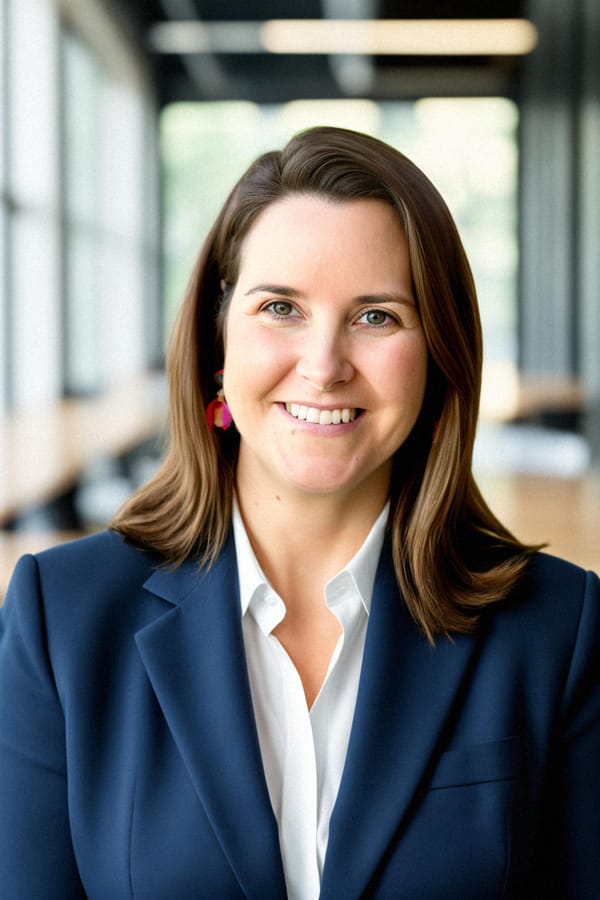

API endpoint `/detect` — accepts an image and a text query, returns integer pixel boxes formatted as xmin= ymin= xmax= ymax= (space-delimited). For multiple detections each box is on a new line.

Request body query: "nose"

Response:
xmin=295 ymin=324 xmax=354 ymax=392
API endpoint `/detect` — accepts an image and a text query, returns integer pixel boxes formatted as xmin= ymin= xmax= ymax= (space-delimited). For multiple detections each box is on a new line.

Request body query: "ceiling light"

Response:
xmin=261 ymin=20 xmax=538 ymax=56
xmin=148 ymin=19 xmax=538 ymax=57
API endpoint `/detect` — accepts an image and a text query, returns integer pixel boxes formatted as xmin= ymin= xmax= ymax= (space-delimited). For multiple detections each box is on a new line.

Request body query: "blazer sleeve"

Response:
xmin=550 ymin=568 xmax=600 ymax=896
xmin=0 ymin=555 xmax=86 ymax=899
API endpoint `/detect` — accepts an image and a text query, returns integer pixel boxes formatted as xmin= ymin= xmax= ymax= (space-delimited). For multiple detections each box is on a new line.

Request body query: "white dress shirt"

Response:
xmin=233 ymin=501 xmax=389 ymax=900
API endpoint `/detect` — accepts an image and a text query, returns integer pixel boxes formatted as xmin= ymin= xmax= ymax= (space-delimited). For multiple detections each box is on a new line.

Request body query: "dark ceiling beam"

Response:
xmin=143 ymin=3 xmax=534 ymax=103
xmin=159 ymin=0 xmax=231 ymax=97
xmin=321 ymin=0 xmax=378 ymax=95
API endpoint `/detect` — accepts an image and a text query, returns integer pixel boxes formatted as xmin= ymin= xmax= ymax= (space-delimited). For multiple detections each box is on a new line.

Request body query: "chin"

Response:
xmin=282 ymin=464 xmax=384 ymax=501
xmin=280 ymin=469 xmax=352 ymax=497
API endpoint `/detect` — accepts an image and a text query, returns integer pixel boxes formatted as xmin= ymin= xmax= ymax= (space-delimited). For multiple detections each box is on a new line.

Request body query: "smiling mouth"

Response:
xmin=285 ymin=403 xmax=359 ymax=425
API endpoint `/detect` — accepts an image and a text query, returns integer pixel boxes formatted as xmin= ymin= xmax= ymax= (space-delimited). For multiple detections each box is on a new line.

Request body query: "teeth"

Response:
xmin=285 ymin=403 xmax=357 ymax=425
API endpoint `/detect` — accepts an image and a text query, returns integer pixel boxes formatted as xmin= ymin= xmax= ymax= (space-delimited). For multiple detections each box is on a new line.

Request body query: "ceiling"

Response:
xmin=111 ymin=0 xmax=530 ymax=107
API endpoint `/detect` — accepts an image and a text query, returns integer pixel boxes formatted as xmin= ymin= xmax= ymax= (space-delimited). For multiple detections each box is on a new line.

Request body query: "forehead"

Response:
xmin=237 ymin=194 xmax=408 ymax=279
xmin=245 ymin=192 xmax=402 ymax=237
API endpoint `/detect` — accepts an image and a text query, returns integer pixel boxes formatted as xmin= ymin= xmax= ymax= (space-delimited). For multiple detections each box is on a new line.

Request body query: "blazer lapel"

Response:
xmin=320 ymin=547 xmax=479 ymax=900
xmin=135 ymin=537 xmax=286 ymax=900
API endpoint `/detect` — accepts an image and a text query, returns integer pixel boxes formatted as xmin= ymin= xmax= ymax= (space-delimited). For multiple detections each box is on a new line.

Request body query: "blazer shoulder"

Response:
xmin=490 ymin=550 xmax=600 ymax=647
xmin=4 ymin=530 xmax=163 ymax=631
xmin=2 ymin=531 xmax=177 ymax=681
xmin=33 ymin=529 xmax=157 ymax=584
xmin=520 ymin=550 xmax=598 ymax=600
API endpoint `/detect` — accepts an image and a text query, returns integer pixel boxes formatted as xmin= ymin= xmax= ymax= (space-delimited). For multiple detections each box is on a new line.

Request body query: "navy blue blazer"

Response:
xmin=0 ymin=530 xmax=599 ymax=899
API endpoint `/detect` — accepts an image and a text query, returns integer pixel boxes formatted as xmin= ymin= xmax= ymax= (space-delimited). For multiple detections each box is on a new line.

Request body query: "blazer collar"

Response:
xmin=320 ymin=545 xmax=479 ymax=900
xmin=137 ymin=536 xmax=287 ymax=900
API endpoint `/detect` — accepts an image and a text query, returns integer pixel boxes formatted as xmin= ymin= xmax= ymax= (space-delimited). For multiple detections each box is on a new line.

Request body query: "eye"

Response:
xmin=356 ymin=308 xmax=399 ymax=328
xmin=262 ymin=300 xmax=297 ymax=319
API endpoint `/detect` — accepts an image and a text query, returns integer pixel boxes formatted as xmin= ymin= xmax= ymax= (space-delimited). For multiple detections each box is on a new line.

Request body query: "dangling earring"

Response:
xmin=206 ymin=369 xmax=233 ymax=430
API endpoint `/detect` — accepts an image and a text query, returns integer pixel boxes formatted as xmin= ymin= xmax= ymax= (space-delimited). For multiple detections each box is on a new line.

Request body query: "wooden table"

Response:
xmin=0 ymin=372 xmax=167 ymax=527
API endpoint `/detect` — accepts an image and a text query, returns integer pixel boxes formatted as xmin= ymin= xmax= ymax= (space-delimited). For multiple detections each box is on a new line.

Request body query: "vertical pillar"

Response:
xmin=578 ymin=0 xmax=600 ymax=460
xmin=519 ymin=0 xmax=580 ymax=376
xmin=520 ymin=0 xmax=600 ymax=461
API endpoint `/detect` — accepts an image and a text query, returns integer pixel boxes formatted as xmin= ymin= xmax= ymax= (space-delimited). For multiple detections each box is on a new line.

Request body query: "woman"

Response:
xmin=0 ymin=126 xmax=598 ymax=899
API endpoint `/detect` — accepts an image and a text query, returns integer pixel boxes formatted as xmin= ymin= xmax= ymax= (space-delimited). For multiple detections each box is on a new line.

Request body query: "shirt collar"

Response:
xmin=232 ymin=499 xmax=271 ymax=618
xmin=334 ymin=501 xmax=389 ymax=616
xmin=233 ymin=499 xmax=389 ymax=626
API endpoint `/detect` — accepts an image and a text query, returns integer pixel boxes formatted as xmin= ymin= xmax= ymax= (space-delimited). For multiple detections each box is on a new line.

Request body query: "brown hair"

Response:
xmin=112 ymin=125 xmax=538 ymax=641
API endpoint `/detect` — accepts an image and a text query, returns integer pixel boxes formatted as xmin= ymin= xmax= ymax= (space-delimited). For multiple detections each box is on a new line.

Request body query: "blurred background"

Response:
xmin=1 ymin=0 xmax=599 ymax=597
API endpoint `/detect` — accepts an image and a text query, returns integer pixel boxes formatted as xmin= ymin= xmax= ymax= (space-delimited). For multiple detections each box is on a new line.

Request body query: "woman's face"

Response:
xmin=222 ymin=194 xmax=428 ymax=507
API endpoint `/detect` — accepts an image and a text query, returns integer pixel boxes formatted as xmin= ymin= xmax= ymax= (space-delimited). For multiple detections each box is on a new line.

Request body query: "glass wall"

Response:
xmin=0 ymin=0 xmax=160 ymax=412
xmin=7 ymin=0 xmax=61 ymax=410
xmin=0 ymin=0 xmax=7 ymax=410
xmin=62 ymin=29 xmax=155 ymax=394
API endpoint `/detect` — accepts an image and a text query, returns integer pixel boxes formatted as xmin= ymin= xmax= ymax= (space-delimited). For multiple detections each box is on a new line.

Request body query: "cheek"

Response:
xmin=381 ymin=341 xmax=428 ymax=407
xmin=222 ymin=328 xmax=287 ymax=405
xmin=222 ymin=319 xmax=252 ymax=394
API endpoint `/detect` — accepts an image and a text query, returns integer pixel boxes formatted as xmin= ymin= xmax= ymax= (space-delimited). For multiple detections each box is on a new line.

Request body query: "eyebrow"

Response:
xmin=244 ymin=284 xmax=416 ymax=307
xmin=244 ymin=284 xmax=302 ymax=298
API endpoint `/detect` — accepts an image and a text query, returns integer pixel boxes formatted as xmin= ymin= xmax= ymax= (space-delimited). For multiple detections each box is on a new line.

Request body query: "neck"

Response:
xmin=235 ymin=477 xmax=389 ymax=604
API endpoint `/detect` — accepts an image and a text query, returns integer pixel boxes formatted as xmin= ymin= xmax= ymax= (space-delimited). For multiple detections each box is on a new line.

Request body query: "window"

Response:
xmin=7 ymin=0 xmax=61 ymax=409
xmin=0 ymin=0 xmax=7 ymax=411
xmin=62 ymin=28 xmax=159 ymax=394
xmin=0 ymin=0 xmax=160 ymax=412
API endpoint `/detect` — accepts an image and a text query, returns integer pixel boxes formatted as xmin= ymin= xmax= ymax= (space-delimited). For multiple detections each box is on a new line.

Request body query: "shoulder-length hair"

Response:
xmin=112 ymin=125 xmax=538 ymax=641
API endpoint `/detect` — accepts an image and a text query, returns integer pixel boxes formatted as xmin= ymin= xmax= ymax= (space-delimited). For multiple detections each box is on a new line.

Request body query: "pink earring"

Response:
xmin=206 ymin=369 xmax=233 ymax=430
